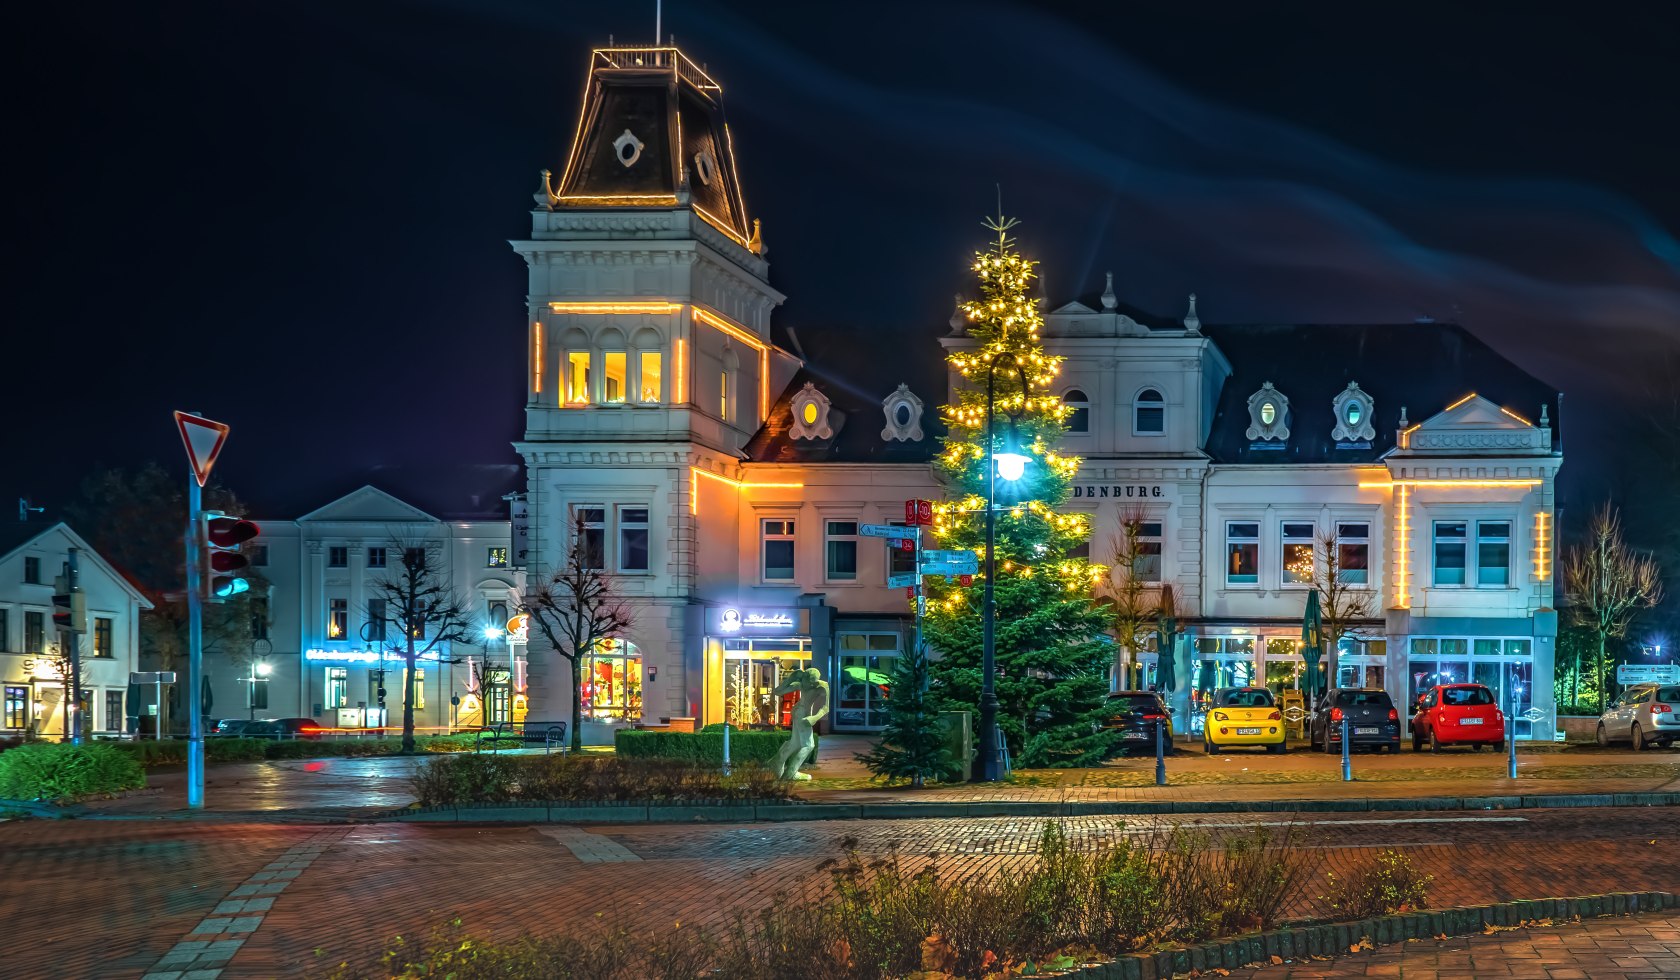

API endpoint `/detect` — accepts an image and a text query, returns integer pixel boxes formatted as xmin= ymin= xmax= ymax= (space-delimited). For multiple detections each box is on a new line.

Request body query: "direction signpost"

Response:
xmin=174 ymin=411 xmax=232 ymax=810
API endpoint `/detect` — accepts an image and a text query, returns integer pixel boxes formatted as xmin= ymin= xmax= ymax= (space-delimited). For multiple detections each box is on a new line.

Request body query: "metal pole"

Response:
xmin=1154 ymin=718 xmax=1166 ymax=786
xmin=185 ymin=474 xmax=205 ymax=808
xmin=977 ymin=364 xmax=1001 ymax=782
xmin=721 ymin=722 xmax=731 ymax=775
xmin=66 ymin=548 xmax=84 ymax=745
xmin=1341 ymin=716 xmax=1352 ymax=781
xmin=156 ymin=679 xmax=163 ymax=741
xmin=1507 ymin=685 xmax=1518 ymax=779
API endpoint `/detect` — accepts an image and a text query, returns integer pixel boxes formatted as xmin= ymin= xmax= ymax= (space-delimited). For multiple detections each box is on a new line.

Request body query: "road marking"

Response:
xmin=539 ymin=826 xmax=643 ymax=863
xmin=141 ymin=827 xmax=350 ymax=980
xmin=1170 ymin=816 xmax=1529 ymax=829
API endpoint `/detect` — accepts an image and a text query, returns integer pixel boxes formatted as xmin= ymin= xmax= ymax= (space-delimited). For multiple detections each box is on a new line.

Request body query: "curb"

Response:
xmin=377 ymin=790 xmax=1680 ymax=824
xmin=1051 ymin=890 xmax=1680 ymax=979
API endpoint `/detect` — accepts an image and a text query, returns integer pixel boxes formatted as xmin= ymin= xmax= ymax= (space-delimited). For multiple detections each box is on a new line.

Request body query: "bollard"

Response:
xmin=722 ymin=723 xmax=732 ymax=776
xmin=1155 ymin=719 xmax=1167 ymax=786
xmin=1507 ymin=699 xmax=1518 ymax=779
xmin=1341 ymin=717 xmax=1352 ymax=782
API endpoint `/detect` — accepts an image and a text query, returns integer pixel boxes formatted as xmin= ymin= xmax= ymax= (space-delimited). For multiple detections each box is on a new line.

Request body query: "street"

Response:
xmin=4 ymin=804 xmax=1678 ymax=978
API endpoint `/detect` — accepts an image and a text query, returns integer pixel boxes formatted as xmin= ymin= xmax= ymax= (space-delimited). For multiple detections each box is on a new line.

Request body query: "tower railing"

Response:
xmin=593 ymin=46 xmax=720 ymax=92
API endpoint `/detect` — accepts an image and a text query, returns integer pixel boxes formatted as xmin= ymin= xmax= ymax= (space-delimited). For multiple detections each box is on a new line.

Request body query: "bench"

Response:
xmin=516 ymin=721 xmax=569 ymax=752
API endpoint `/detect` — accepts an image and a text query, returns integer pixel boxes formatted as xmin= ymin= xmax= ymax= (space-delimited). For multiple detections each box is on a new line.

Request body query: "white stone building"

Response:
xmin=511 ymin=45 xmax=1562 ymax=740
xmin=0 ymin=522 xmax=152 ymax=739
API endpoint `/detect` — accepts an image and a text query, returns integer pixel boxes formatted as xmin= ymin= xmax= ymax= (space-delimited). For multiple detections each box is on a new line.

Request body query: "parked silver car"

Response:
xmin=1595 ymin=684 xmax=1680 ymax=751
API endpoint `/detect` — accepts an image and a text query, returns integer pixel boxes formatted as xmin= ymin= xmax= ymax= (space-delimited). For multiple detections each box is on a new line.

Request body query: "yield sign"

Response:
xmin=174 ymin=411 xmax=230 ymax=487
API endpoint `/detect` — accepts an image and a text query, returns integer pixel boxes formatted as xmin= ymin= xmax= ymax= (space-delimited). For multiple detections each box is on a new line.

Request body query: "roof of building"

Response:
xmin=0 ymin=521 xmax=154 ymax=608
xmin=270 ymin=464 xmax=523 ymax=522
xmin=1201 ymin=322 xmax=1560 ymax=464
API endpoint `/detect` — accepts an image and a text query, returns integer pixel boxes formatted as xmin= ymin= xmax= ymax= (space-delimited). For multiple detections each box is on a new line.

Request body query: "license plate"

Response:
xmin=1355 ymin=727 xmax=1378 ymax=735
xmin=1460 ymin=718 xmax=1484 ymax=726
xmin=1237 ymin=727 xmax=1261 ymax=735
xmin=1123 ymin=732 xmax=1148 ymax=740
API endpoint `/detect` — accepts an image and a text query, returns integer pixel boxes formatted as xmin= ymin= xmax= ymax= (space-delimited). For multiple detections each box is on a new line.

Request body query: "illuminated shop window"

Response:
xmin=582 ymin=638 xmax=642 ymax=722
xmin=640 ymin=351 xmax=663 ymax=403
xmin=1282 ymin=523 xmax=1315 ymax=584
xmin=328 ymin=599 xmax=347 ymax=639
xmin=1226 ymin=522 xmax=1259 ymax=585
xmin=567 ymin=352 xmax=592 ymax=404
xmin=603 ymin=351 xmax=628 ymax=403
xmin=326 ymin=667 xmax=349 ymax=709
xmin=487 ymin=547 xmax=509 ymax=568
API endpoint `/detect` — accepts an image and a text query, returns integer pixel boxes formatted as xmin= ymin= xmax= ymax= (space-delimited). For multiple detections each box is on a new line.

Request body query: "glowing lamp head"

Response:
xmin=483 ymin=626 xmax=505 ymax=641
xmin=255 ymin=662 xmax=272 ymax=677
xmin=993 ymin=450 xmax=1030 ymax=482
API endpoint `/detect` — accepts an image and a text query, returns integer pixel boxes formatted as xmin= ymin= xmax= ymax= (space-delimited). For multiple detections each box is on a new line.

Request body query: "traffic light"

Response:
xmin=202 ymin=511 xmax=259 ymax=603
xmin=51 ymin=574 xmax=86 ymax=632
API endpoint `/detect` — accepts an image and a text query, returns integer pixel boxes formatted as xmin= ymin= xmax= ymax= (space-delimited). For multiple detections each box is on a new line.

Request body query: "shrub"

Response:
xmin=0 ymin=742 xmax=145 ymax=802
xmin=1320 ymin=849 xmax=1433 ymax=919
xmin=615 ymin=729 xmax=792 ymax=767
xmin=411 ymin=753 xmax=792 ymax=807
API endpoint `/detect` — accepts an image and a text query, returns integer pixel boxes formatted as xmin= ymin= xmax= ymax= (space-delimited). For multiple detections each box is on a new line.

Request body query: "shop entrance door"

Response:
xmin=721 ymin=638 xmax=811 ymax=729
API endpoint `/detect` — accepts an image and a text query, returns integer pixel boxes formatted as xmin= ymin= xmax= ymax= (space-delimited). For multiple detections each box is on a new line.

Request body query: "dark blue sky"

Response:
xmin=8 ymin=1 xmax=1678 ymax=517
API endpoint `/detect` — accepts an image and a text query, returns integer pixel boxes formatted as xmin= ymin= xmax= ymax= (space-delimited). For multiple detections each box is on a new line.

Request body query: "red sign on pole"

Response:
xmin=904 ymin=498 xmax=933 ymax=526
xmin=173 ymin=412 xmax=230 ymax=487
xmin=959 ymin=574 xmax=974 ymax=587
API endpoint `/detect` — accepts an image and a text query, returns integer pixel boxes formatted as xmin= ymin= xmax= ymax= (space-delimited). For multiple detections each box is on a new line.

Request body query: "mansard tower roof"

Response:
xmin=548 ymin=46 xmax=756 ymax=249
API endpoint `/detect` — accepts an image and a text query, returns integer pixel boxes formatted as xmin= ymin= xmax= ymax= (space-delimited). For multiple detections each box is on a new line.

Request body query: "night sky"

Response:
xmin=9 ymin=1 xmax=1678 ymax=518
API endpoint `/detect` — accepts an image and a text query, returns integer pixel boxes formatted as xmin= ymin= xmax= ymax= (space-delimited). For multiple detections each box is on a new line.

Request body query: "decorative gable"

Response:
xmin=1399 ymin=394 xmax=1552 ymax=455
xmin=880 ymin=384 xmax=924 ymax=442
xmin=1331 ymin=382 xmax=1376 ymax=445
xmin=789 ymin=382 xmax=836 ymax=441
xmin=1245 ymin=382 xmax=1290 ymax=443
xmin=297 ymin=486 xmax=437 ymax=523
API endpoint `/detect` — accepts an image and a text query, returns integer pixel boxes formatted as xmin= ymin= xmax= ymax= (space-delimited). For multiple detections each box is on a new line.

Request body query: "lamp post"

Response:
xmin=483 ymin=626 xmax=505 ymax=725
xmin=977 ymin=356 xmax=1031 ymax=783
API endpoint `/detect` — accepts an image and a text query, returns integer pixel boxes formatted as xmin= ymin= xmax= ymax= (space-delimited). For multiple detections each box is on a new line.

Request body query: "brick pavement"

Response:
xmin=1224 ymin=910 xmax=1680 ymax=978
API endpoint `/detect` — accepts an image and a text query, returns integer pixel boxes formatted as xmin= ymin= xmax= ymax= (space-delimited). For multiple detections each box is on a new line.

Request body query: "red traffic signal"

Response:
xmin=206 ymin=516 xmax=259 ymax=549
xmin=202 ymin=512 xmax=259 ymax=603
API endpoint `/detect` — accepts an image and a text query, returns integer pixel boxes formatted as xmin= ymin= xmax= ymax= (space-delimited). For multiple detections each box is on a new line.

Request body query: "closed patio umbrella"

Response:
xmin=1301 ymin=589 xmax=1325 ymax=701
xmin=125 ymin=681 xmax=142 ymax=736
xmin=1155 ymin=588 xmax=1178 ymax=694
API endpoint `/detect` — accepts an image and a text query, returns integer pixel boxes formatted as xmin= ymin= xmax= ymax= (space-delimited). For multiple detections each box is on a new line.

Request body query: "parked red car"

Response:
xmin=1410 ymin=683 xmax=1506 ymax=752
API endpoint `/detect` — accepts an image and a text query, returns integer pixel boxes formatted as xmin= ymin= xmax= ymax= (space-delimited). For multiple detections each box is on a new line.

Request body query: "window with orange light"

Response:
xmin=639 ymin=351 xmax=663 ymax=403
xmin=566 ymin=351 xmax=592 ymax=404
xmin=603 ymin=351 xmax=628 ymax=403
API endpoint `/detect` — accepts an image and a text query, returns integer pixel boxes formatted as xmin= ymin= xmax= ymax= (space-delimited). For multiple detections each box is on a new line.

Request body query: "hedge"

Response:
xmin=615 ymin=728 xmax=798 ymax=767
xmin=0 ymin=742 xmax=145 ymax=802
xmin=413 ymin=753 xmax=791 ymax=806
xmin=110 ymin=732 xmax=524 ymax=768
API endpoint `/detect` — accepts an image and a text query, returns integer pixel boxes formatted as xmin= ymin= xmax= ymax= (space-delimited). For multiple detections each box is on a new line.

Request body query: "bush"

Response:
xmin=0 ymin=742 xmax=145 ymax=802
xmin=411 ymin=754 xmax=792 ymax=807
xmin=615 ymin=729 xmax=793 ymax=767
xmin=1320 ymin=849 xmax=1433 ymax=919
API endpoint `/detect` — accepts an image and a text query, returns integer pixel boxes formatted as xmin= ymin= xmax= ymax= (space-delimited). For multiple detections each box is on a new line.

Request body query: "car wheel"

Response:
xmin=1633 ymin=724 xmax=1647 ymax=752
xmin=1205 ymin=740 xmax=1219 ymax=755
xmin=1495 ymin=740 xmax=1507 ymax=753
xmin=1411 ymin=731 xmax=1422 ymax=752
xmin=1596 ymin=723 xmax=1610 ymax=747
xmin=1429 ymin=729 xmax=1441 ymax=753
xmin=1275 ymin=740 xmax=1288 ymax=755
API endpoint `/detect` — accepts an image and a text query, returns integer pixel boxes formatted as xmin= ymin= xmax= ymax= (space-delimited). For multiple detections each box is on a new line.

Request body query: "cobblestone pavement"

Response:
xmin=3 ymin=807 xmax=1677 ymax=978
xmin=1224 ymin=910 xmax=1680 ymax=978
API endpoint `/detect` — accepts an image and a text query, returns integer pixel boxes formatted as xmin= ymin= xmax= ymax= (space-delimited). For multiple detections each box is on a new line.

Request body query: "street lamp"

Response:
xmin=977 ymin=355 xmax=1032 ymax=783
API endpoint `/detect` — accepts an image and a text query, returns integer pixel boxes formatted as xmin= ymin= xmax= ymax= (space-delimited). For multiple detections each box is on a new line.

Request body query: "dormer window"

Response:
xmin=880 ymin=384 xmax=924 ymax=442
xmin=790 ymin=382 xmax=836 ymax=440
xmin=1245 ymin=382 xmax=1291 ymax=443
xmin=1331 ymin=382 xmax=1376 ymax=444
xmin=1063 ymin=389 xmax=1090 ymax=433
xmin=1133 ymin=388 xmax=1165 ymax=435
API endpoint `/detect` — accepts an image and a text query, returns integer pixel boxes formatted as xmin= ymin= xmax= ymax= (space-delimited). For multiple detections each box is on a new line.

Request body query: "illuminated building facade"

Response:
xmin=518 ymin=45 xmax=1562 ymax=739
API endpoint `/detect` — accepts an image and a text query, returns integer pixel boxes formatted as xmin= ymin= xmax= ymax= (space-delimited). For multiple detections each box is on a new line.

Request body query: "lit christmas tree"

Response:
xmin=922 ymin=213 xmax=1118 ymax=767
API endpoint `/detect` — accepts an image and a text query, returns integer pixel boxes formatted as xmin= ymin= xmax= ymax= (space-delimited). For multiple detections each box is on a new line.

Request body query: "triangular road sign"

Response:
xmin=174 ymin=411 xmax=230 ymax=487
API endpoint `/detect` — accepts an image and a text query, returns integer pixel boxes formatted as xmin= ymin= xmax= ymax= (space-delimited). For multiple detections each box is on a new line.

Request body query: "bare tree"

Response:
xmin=1100 ymin=508 xmax=1158 ymax=691
xmin=1563 ymin=504 xmax=1665 ymax=711
xmin=1313 ymin=530 xmax=1377 ymax=688
xmin=368 ymin=541 xmax=476 ymax=753
xmin=521 ymin=515 xmax=633 ymax=752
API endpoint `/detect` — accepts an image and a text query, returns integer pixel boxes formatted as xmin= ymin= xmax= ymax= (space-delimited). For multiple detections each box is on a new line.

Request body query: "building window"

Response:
xmin=326 ymin=668 xmax=349 ymax=709
xmin=1063 ymin=389 xmax=1090 ymax=433
xmin=105 ymin=690 xmax=124 ymax=731
xmin=93 ymin=617 xmax=113 ymax=658
xmin=1478 ymin=521 xmax=1511 ymax=587
xmin=487 ymin=547 xmax=509 ymax=568
xmin=1433 ymin=521 xmax=1468 ymax=586
xmin=0 ymin=608 xmax=8 ymax=651
xmin=1226 ymin=522 xmax=1259 ymax=585
xmin=24 ymin=611 xmax=44 ymax=654
xmin=251 ymin=597 xmax=269 ymax=641
xmin=248 ymin=674 xmax=268 ymax=710
xmin=566 ymin=351 xmax=591 ymax=404
xmin=826 ymin=520 xmax=859 ymax=581
xmin=404 ymin=668 xmax=426 ymax=710
xmin=367 ymin=598 xmax=386 ymax=643
xmin=403 ymin=547 xmax=426 ymax=569
xmin=489 ymin=601 xmax=508 ymax=628
xmin=582 ymin=638 xmax=642 ymax=722
xmin=249 ymin=544 xmax=269 ymax=567
xmin=618 ymin=507 xmax=650 ymax=572
xmin=328 ymin=546 xmax=348 ymax=568
xmin=328 ymin=599 xmax=348 ymax=639
xmin=602 ymin=351 xmax=628 ymax=403
xmin=23 ymin=557 xmax=40 ymax=584
xmin=576 ymin=507 xmax=606 ymax=570
xmin=1282 ymin=522 xmax=1315 ymax=585
xmin=888 ymin=522 xmax=917 ymax=579
xmin=5 ymin=686 xmax=26 ymax=729
xmin=762 ymin=519 xmax=796 ymax=582
xmin=367 ymin=547 xmax=387 ymax=568
xmin=720 ymin=370 xmax=731 ymax=421
xmin=1132 ymin=522 xmax=1163 ymax=583
xmin=1134 ymin=388 xmax=1165 ymax=435
xmin=1337 ymin=523 xmax=1370 ymax=584
xmin=640 ymin=351 xmax=663 ymax=403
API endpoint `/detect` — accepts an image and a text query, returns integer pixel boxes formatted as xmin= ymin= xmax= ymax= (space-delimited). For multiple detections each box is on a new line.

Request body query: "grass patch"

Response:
xmin=0 ymin=742 xmax=145 ymax=803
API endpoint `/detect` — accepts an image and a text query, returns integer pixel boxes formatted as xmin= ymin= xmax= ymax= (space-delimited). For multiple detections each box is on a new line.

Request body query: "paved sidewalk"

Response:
xmin=1225 ymin=910 xmax=1680 ymax=978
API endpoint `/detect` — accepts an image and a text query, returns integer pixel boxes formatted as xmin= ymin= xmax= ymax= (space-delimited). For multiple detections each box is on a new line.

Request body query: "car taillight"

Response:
xmin=1212 ymin=711 xmax=1228 ymax=721
xmin=1143 ymin=714 xmax=1165 ymax=720
xmin=1267 ymin=710 xmax=1282 ymax=721
xmin=1388 ymin=708 xmax=1399 ymax=721
xmin=1653 ymin=704 xmax=1673 ymax=714
xmin=1330 ymin=707 xmax=1344 ymax=722
xmin=302 ymin=726 xmax=323 ymax=734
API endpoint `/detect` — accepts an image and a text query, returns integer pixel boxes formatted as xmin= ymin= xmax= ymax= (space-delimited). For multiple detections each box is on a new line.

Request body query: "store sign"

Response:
xmin=707 ymin=607 xmax=805 ymax=634
xmin=1618 ymin=664 xmax=1680 ymax=685
xmin=1071 ymin=484 xmax=1164 ymax=499
xmin=510 ymin=497 xmax=530 ymax=568
xmin=506 ymin=613 xmax=530 ymax=642
xmin=305 ymin=648 xmax=441 ymax=664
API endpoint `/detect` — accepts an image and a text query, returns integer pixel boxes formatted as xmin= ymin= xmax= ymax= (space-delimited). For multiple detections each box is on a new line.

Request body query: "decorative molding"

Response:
xmin=790 ymin=382 xmax=835 ymax=440
xmin=880 ymin=384 xmax=925 ymax=442
xmin=612 ymin=129 xmax=644 ymax=168
xmin=1331 ymin=382 xmax=1377 ymax=443
xmin=1245 ymin=382 xmax=1290 ymax=441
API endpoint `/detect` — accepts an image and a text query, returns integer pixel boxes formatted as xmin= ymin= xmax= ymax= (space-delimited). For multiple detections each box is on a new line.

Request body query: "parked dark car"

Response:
xmin=213 ymin=718 xmax=253 ymax=737
xmin=1310 ymin=688 xmax=1402 ymax=753
xmin=244 ymin=718 xmax=327 ymax=740
xmin=1100 ymin=691 xmax=1173 ymax=754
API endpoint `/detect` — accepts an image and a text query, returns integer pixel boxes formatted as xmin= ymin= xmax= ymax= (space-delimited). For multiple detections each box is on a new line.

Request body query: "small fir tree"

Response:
xmin=861 ymin=649 xmax=960 ymax=786
xmin=922 ymin=213 xmax=1117 ymax=767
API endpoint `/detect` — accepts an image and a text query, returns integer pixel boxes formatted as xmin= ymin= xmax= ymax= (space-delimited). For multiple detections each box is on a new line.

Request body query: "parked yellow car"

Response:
xmin=1203 ymin=687 xmax=1287 ymax=754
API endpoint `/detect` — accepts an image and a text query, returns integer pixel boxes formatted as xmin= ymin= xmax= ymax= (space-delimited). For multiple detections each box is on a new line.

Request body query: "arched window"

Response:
xmin=560 ymin=327 xmax=591 ymax=405
xmin=598 ymin=326 xmax=627 ymax=404
xmin=632 ymin=327 xmax=663 ymax=404
xmin=1063 ymin=389 xmax=1090 ymax=433
xmin=1133 ymin=388 xmax=1165 ymax=435
xmin=720 ymin=345 xmax=740 ymax=424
